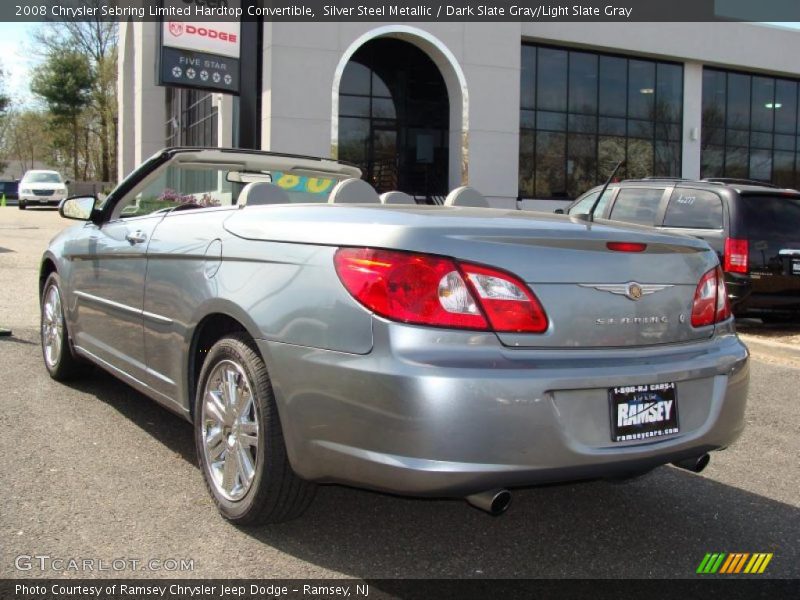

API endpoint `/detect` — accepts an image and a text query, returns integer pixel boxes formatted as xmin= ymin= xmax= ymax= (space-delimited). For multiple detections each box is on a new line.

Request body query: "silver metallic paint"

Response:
xmin=42 ymin=150 xmax=750 ymax=498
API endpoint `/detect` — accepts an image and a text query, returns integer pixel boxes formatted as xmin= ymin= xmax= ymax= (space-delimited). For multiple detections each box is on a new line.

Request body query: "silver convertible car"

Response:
xmin=40 ymin=148 xmax=749 ymax=523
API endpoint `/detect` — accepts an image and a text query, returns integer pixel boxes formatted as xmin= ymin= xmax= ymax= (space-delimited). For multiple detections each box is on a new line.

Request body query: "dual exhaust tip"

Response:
xmin=465 ymin=454 xmax=710 ymax=515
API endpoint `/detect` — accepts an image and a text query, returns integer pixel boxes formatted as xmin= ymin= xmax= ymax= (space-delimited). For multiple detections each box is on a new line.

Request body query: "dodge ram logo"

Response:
xmin=169 ymin=22 xmax=184 ymax=37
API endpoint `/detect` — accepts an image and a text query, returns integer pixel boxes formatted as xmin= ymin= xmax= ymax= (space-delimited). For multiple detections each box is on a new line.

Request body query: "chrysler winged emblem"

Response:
xmin=579 ymin=282 xmax=673 ymax=301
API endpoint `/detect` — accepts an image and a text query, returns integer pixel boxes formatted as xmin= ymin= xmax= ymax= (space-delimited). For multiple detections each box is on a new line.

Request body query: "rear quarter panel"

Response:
xmin=141 ymin=208 xmax=373 ymax=411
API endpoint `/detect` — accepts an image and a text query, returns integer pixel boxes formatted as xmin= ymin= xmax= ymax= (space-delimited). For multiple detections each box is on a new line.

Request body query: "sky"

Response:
xmin=0 ymin=22 xmax=40 ymax=107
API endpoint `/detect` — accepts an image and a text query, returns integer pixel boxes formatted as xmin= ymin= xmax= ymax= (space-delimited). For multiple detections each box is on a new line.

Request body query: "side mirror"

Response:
xmin=554 ymin=208 xmax=565 ymax=215
xmin=60 ymin=196 xmax=97 ymax=221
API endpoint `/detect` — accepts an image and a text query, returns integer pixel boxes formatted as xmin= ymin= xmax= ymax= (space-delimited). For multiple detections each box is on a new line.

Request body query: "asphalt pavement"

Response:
xmin=1 ymin=206 xmax=798 ymax=579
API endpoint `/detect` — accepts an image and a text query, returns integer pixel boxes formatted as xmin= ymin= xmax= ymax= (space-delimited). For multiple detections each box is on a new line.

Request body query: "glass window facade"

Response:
xmin=702 ymin=67 xmax=799 ymax=188
xmin=165 ymin=88 xmax=219 ymax=194
xmin=166 ymin=88 xmax=218 ymax=148
xmin=338 ymin=38 xmax=449 ymax=199
xmin=519 ymin=44 xmax=683 ymax=199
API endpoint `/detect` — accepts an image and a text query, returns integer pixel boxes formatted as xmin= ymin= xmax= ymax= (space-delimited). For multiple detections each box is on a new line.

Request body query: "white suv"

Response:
xmin=18 ymin=170 xmax=68 ymax=209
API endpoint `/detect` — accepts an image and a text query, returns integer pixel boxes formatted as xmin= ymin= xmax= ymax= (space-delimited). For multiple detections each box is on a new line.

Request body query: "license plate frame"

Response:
xmin=609 ymin=382 xmax=679 ymax=443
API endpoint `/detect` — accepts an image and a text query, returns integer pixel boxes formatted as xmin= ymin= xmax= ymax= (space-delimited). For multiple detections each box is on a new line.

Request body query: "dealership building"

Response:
xmin=118 ymin=20 xmax=800 ymax=208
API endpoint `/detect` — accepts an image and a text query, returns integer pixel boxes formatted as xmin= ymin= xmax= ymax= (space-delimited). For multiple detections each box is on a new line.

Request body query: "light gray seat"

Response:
xmin=380 ymin=191 xmax=416 ymax=205
xmin=444 ymin=186 xmax=490 ymax=208
xmin=328 ymin=178 xmax=380 ymax=204
xmin=238 ymin=182 xmax=290 ymax=206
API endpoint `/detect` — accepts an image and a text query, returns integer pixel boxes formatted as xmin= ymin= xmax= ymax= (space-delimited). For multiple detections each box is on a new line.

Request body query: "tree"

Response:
xmin=34 ymin=18 xmax=118 ymax=182
xmin=31 ymin=50 xmax=94 ymax=180
xmin=0 ymin=66 xmax=12 ymax=173
xmin=3 ymin=110 xmax=53 ymax=174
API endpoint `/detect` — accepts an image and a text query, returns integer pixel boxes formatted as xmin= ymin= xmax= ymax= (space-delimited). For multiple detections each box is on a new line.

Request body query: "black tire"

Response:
xmin=18 ymin=201 xmax=26 ymax=210
xmin=194 ymin=333 xmax=316 ymax=525
xmin=41 ymin=272 xmax=85 ymax=380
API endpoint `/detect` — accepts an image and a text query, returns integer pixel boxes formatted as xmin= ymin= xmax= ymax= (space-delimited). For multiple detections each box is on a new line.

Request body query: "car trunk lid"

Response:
xmin=451 ymin=229 xmax=716 ymax=348
xmin=225 ymin=205 xmax=720 ymax=348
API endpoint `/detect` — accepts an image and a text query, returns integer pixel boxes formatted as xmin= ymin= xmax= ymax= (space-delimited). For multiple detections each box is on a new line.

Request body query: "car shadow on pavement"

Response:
xmin=64 ymin=367 xmax=198 ymax=466
xmin=246 ymin=470 xmax=799 ymax=578
xmin=57 ymin=359 xmax=800 ymax=579
xmin=0 ymin=335 xmax=37 ymax=346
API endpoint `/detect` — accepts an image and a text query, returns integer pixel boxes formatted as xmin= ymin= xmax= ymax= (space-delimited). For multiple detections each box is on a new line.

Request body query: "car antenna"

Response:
xmin=587 ymin=159 xmax=625 ymax=222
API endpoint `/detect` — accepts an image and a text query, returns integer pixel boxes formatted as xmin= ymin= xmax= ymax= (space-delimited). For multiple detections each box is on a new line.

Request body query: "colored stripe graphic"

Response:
xmin=744 ymin=553 xmax=773 ymax=574
xmin=698 ymin=552 xmax=773 ymax=574
xmin=710 ymin=553 xmax=726 ymax=573
xmin=696 ymin=553 xmax=713 ymax=574
xmin=719 ymin=553 xmax=750 ymax=573
xmin=719 ymin=553 xmax=736 ymax=573
xmin=697 ymin=553 xmax=727 ymax=573
xmin=733 ymin=553 xmax=750 ymax=573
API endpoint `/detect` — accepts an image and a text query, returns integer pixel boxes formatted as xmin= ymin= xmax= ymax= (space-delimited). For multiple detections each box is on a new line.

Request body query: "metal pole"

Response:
xmin=237 ymin=4 xmax=263 ymax=150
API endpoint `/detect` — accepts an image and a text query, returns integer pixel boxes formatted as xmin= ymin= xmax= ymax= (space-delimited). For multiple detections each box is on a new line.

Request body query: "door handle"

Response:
xmin=126 ymin=230 xmax=147 ymax=245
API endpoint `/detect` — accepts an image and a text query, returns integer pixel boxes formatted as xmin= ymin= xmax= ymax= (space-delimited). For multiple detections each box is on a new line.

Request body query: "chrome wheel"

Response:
xmin=201 ymin=360 xmax=260 ymax=502
xmin=42 ymin=284 xmax=64 ymax=369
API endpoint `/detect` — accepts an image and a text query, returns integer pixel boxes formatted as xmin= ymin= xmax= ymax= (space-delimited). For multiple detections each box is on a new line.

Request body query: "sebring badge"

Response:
xmin=579 ymin=282 xmax=673 ymax=301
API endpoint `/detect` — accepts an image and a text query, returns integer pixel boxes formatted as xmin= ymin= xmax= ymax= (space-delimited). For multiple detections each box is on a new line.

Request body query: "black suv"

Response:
xmin=565 ymin=178 xmax=800 ymax=321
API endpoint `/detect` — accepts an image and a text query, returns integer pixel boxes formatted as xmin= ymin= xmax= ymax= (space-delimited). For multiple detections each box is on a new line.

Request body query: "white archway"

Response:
xmin=331 ymin=26 xmax=469 ymax=190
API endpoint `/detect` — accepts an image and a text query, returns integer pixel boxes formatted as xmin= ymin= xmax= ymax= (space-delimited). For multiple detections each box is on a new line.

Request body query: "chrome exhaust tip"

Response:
xmin=465 ymin=489 xmax=512 ymax=515
xmin=672 ymin=453 xmax=710 ymax=473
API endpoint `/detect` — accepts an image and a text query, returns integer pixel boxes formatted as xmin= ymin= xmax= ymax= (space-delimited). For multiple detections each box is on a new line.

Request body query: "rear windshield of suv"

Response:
xmin=663 ymin=189 xmax=723 ymax=229
xmin=740 ymin=194 xmax=800 ymax=240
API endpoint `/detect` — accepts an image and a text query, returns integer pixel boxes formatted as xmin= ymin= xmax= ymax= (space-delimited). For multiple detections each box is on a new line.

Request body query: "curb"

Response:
xmin=738 ymin=334 xmax=800 ymax=361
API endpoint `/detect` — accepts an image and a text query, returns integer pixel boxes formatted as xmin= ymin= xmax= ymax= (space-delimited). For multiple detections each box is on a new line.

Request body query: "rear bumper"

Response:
xmin=259 ymin=320 xmax=749 ymax=497
xmin=727 ymin=273 xmax=800 ymax=315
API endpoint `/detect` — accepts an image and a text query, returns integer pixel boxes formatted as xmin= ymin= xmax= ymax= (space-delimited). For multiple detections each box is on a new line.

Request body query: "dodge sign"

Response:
xmin=158 ymin=1 xmax=241 ymax=94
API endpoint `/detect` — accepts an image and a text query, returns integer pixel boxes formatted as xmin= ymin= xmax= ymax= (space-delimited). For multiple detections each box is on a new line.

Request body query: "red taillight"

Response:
xmin=333 ymin=248 xmax=548 ymax=333
xmin=715 ymin=266 xmax=732 ymax=322
xmin=460 ymin=262 xmax=549 ymax=333
xmin=691 ymin=266 xmax=731 ymax=327
xmin=723 ymin=238 xmax=749 ymax=274
xmin=607 ymin=241 xmax=647 ymax=253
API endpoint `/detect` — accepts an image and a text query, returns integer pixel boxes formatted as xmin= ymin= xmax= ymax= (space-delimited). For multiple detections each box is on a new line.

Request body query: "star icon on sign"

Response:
xmin=200 ymin=70 xmax=209 ymax=81
xmin=186 ymin=68 xmax=196 ymax=80
xmin=172 ymin=66 xmax=182 ymax=78
xmin=212 ymin=72 xmax=221 ymax=83
xmin=224 ymin=74 xmax=232 ymax=85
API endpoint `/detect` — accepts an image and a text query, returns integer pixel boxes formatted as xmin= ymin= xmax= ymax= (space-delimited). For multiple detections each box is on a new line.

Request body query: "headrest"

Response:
xmin=328 ymin=178 xmax=380 ymax=204
xmin=444 ymin=186 xmax=489 ymax=207
xmin=380 ymin=191 xmax=416 ymax=205
xmin=238 ymin=182 xmax=290 ymax=206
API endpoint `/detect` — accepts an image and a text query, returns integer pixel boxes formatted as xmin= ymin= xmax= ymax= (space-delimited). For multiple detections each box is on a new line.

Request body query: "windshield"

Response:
xmin=24 ymin=172 xmax=62 ymax=184
xmin=116 ymin=164 xmax=344 ymax=219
